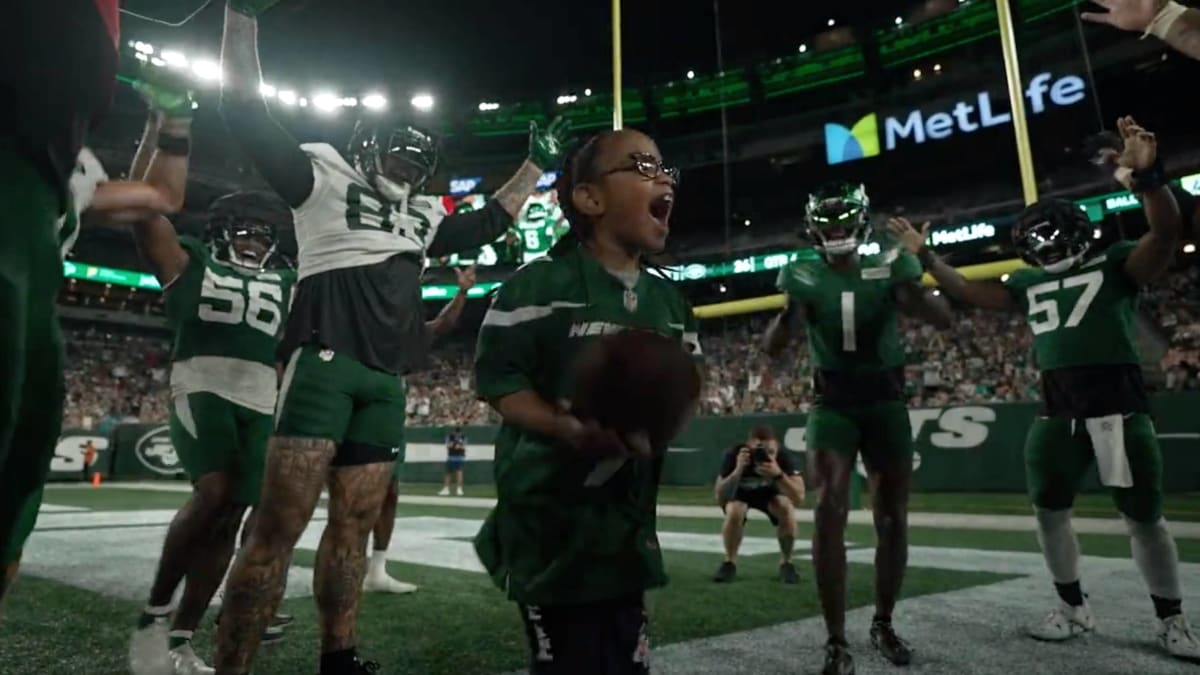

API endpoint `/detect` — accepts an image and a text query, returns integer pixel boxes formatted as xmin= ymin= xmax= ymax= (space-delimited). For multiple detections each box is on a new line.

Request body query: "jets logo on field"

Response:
xmin=133 ymin=426 xmax=184 ymax=476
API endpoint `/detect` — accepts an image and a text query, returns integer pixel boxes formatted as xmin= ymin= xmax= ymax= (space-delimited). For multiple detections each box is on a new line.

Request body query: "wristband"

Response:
xmin=1144 ymin=1 xmax=1187 ymax=40
xmin=156 ymin=134 xmax=191 ymax=157
xmin=916 ymin=246 xmax=937 ymax=269
xmin=1129 ymin=159 xmax=1167 ymax=194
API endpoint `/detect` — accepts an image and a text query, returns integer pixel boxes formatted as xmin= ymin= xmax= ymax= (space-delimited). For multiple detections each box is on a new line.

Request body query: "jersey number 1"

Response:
xmin=199 ymin=269 xmax=284 ymax=337
xmin=840 ymin=291 xmax=857 ymax=352
xmin=1025 ymin=270 xmax=1103 ymax=335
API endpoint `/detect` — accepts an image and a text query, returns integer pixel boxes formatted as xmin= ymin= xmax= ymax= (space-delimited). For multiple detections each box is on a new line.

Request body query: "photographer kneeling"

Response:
xmin=713 ymin=427 xmax=805 ymax=584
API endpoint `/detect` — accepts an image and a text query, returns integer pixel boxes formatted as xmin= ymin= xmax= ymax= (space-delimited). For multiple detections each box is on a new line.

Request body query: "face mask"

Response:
xmin=819 ymin=237 xmax=859 ymax=256
xmin=1041 ymin=255 xmax=1079 ymax=274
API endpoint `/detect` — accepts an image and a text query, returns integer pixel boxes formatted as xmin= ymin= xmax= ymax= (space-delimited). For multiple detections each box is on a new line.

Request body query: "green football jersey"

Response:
xmin=165 ymin=236 xmax=296 ymax=414
xmin=1004 ymin=241 xmax=1139 ymax=371
xmin=473 ymin=246 xmax=700 ymax=607
xmin=776 ymin=250 xmax=922 ymax=372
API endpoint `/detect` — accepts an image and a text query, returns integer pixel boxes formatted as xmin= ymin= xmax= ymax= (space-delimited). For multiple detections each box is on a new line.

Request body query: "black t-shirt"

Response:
xmin=720 ymin=444 xmax=798 ymax=496
xmin=446 ymin=432 xmax=466 ymax=457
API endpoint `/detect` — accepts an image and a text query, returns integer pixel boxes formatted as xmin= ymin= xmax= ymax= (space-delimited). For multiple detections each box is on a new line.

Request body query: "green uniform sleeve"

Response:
xmin=163 ymin=236 xmax=207 ymax=329
xmin=474 ymin=262 xmax=558 ymax=400
xmin=891 ymin=250 xmax=923 ymax=283
xmin=776 ymin=263 xmax=807 ymax=303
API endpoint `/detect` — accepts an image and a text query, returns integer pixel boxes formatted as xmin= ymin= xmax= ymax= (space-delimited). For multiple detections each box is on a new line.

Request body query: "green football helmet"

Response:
xmin=804 ymin=182 xmax=871 ymax=256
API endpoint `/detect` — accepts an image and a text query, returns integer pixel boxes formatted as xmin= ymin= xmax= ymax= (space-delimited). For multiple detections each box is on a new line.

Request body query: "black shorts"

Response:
xmin=724 ymin=488 xmax=782 ymax=526
xmin=518 ymin=594 xmax=650 ymax=675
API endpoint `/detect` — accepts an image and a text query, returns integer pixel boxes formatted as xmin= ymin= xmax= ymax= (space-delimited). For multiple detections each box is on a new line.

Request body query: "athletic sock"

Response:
xmin=1151 ymin=594 xmax=1183 ymax=620
xmin=368 ymin=550 xmax=388 ymax=578
xmin=1055 ymin=581 xmax=1085 ymax=607
xmin=168 ymin=630 xmax=193 ymax=650
xmin=137 ymin=604 xmax=172 ymax=629
xmin=320 ymin=648 xmax=356 ymax=674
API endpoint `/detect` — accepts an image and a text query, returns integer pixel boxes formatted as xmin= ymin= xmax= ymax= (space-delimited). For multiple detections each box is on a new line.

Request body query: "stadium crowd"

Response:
xmin=60 ymin=263 xmax=1200 ymax=430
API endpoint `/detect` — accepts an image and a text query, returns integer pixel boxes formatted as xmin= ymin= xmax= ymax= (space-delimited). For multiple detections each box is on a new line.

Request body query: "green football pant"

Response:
xmin=1024 ymin=414 xmax=1162 ymax=523
xmin=275 ymin=347 xmax=406 ymax=464
xmin=170 ymin=392 xmax=273 ymax=506
xmin=0 ymin=146 xmax=66 ymax=564
xmin=806 ymin=401 xmax=914 ymax=469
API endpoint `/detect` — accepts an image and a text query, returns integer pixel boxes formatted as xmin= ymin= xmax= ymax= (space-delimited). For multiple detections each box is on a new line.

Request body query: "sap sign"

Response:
xmin=449 ymin=177 xmax=483 ymax=195
xmin=826 ymin=72 xmax=1086 ymax=165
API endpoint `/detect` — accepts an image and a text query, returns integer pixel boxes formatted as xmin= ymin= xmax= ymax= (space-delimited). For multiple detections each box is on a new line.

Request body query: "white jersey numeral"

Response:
xmin=1025 ymin=270 xmax=1103 ymax=335
xmin=198 ymin=268 xmax=284 ymax=337
xmin=840 ymin=291 xmax=857 ymax=352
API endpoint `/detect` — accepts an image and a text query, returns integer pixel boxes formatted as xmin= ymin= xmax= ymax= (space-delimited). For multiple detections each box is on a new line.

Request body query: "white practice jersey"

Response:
xmin=294 ymin=143 xmax=449 ymax=281
xmin=59 ymin=146 xmax=108 ymax=258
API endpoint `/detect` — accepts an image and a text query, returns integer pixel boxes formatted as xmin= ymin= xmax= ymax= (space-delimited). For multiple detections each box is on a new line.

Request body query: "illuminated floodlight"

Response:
xmin=556 ymin=94 xmax=578 ymax=105
xmin=312 ymin=92 xmax=342 ymax=112
xmin=584 ymin=88 xmax=592 ymax=96
xmin=686 ymin=70 xmax=695 ymax=79
xmin=260 ymin=83 xmax=277 ymax=98
xmin=277 ymin=90 xmax=297 ymax=105
xmin=150 ymin=57 xmax=166 ymax=67
xmin=191 ymin=59 xmax=222 ymax=82
xmin=362 ymin=93 xmax=388 ymax=110
xmin=799 ymin=44 xmax=808 ymax=53
xmin=477 ymin=101 xmax=500 ymax=111
xmin=299 ymin=97 xmax=309 ymax=107
xmin=342 ymin=97 xmax=359 ymax=107
xmin=895 ymin=16 xmax=903 ymax=25
xmin=161 ymin=50 xmax=188 ymax=68
xmin=1184 ymin=243 xmax=1196 ymax=254
xmin=827 ymin=18 xmax=835 ymax=26
xmin=411 ymin=93 xmax=435 ymax=111
xmin=134 ymin=41 xmax=154 ymax=54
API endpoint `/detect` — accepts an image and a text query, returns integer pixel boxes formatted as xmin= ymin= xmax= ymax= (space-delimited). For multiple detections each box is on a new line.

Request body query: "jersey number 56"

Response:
xmin=198 ymin=268 xmax=284 ymax=337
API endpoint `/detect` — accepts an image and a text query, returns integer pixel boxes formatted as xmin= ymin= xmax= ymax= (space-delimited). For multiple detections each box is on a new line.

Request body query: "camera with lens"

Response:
xmin=750 ymin=442 xmax=770 ymax=465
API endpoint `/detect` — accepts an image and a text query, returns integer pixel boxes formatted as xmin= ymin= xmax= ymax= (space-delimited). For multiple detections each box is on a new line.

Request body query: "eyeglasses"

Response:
xmin=600 ymin=152 xmax=680 ymax=185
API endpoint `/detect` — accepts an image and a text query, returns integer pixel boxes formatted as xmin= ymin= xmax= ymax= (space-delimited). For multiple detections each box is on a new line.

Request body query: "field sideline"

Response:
xmin=3 ymin=483 xmax=1198 ymax=674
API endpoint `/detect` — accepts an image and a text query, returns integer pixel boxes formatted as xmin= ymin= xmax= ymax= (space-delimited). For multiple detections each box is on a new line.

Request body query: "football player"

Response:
xmin=0 ymin=72 xmax=188 ymax=612
xmin=364 ymin=264 xmax=476 ymax=595
xmin=126 ymin=187 xmax=296 ymax=675
xmin=889 ymin=116 xmax=1200 ymax=662
xmin=474 ymin=128 xmax=700 ymax=675
xmin=215 ymin=2 xmax=570 ymax=673
xmin=765 ymin=182 xmax=953 ymax=675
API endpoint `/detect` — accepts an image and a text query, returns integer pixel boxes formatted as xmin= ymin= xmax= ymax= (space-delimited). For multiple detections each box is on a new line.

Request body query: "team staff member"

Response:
xmin=474 ymin=128 xmax=700 ymax=675
xmin=439 ymin=427 xmax=468 ymax=496
xmin=713 ymin=427 xmax=805 ymax=584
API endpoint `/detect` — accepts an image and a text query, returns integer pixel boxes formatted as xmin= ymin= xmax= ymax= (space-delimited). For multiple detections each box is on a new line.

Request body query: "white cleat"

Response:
xmin=170 ymin=644 xmax=215 ymax=675
xmin=362 ymin=573 xmax=418 ymax=594
xmin=437 ymin=486 xmax=450 ymax=496
xmin=1029 ymin=601 xmax=1096 ymax=641
xmin=1159 ymin=614 xmax=1200 ymax=662
xmin=455 ymin=486 xmax=464 ymax=496
xmin=129 ymin=617 xmax=173 ymax=675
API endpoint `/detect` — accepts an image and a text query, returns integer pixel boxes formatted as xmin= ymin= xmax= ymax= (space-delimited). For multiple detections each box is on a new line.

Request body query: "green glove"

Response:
xmin=528 ymin=117 xmax=570 ymax=170
xmin=228 ymin=0 xmax=282 ymax=17
xmin=132 ymin=71 xmax=194 ymax=120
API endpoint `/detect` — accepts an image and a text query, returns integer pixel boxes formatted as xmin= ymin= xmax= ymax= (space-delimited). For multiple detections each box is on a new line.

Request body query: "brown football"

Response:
xmin=571 ymin=329 xmax=703 ymax=452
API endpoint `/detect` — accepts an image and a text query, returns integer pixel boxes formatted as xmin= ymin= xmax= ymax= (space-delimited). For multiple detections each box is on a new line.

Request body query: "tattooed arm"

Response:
xmin=426 ymin=267 xmax=475 ymax=339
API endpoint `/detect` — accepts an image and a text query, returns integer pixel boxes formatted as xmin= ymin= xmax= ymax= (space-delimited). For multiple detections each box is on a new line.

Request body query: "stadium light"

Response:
xmin=160 ymin=50 xmax=188 ymax=68
xmin=134 ymin=52 xmax=149 ymax=63
xmin=743 ymin=218 xmax=751 ymax=226
xmin=342 ymin=97 xmax=359 ymax=107
xmin=260 ymin=83 xmax=277 ymax=98
xmin=895 ymin=16 xmax=903 ymax=25
xmin=277 ymin=90 xmax=297 ymax=105
xmin=477 ymin=101 xmax=500 ymax=112
xmin=1184 ymin=243 xmax=1196 ymax=254
xmin=584 ymin=88 xmax=593 ymax=96
xmin=150 ymin=57 xmax=166 ymax=67
xmin=934 ymin=63 xmax=943 ymax=73
xmin=799 ymin=44 xmax=808 ymax=53
xmin=913 ymin=68 xmax=923 ymax=80
xmin=362 ymin=93 xmax=388 ymax=110
xmin=932 ymin=289 xmax=941 ymax=296
xmin=298 ymin=97 xmax=309 ymax=107
xmin=312 ymin=92 xmax=341 ymax=112
xmin=686 ymin=70 xmax=695 ymax=80
xmin=556 ymin=94 xmax=578 ymax=105
xmin=411 ymin=93 xmax=435 ymax=111
xmin=134 ymin=41 xmax=154 ymax=54
xmin=191 ymin=59 xmax=222 ymax=83
xmin=1001 ymin=273 xmax=1010 ymax=282
xmin=827 ymin=18 xmax=835 ymax=26
xmin=718 ymin=283 xmax=728 ymax=293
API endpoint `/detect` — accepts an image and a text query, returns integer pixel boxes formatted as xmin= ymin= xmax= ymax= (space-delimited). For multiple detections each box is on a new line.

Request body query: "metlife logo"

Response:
xmin=825 ymin=72 xmax=1087 ymax=165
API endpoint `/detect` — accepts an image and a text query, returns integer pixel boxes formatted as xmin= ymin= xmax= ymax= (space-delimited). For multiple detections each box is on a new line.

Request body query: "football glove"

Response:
xmin=132 ymin=69 xmax=194 ymax=120
xmin=528 ymin=116 xmax=570 ymax=170
xmin=228 ymin=0 xmax=282 ymax=18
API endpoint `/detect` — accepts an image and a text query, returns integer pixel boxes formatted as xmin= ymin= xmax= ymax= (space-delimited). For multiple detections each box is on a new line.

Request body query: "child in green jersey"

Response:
xmin=893 ymin=116 xmax=1199 ymax=662
xmin=474 ymin=128 xmax=699 ymax=675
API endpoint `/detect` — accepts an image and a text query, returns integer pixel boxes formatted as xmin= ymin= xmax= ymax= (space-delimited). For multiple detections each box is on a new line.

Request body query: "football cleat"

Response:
xmin=712 ymin=561 xmax=736 ymax=583
xmin=1159 ymin=614 xmax=1200 ymax=662
xmin=272 ymin=612 xmax=295 ymax=627
xmin=778 ymin=562 xmax=800 ymax=585
xmin=455 ymin=486 xmax=464 ymax=496
xmin=437 ymin=486 xmax=450 ymax=496
xmin=170 ymin=643 xmax=214 ymax=675
xmin=362 ymin=572 xmax=418 ymax=594
xmin=1028 ymin=601 xmax=1096 ymax=641
xmin=822 ymin=638 xmax=855 ymax=675
xmin=870 ymin=618 xmax=913 ymax=666
xmin=129 ymin=616 xmax=172 ymax=675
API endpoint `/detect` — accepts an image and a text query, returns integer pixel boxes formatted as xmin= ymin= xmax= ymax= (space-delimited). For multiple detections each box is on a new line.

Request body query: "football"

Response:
xmin=571 ymin=329 xmax=703 ymax=452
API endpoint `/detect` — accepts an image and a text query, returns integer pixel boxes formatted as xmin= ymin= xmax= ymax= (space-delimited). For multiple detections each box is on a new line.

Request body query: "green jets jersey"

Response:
xmin=165 ymin=236 xmax=296 ymax=414
xmin=1004 ymin=241 xmax=1140 ymax=371
xmin=777 ymin=250 xmax=922 ymax=372
xmin=473 ymin=245 xmax=700 ymax=607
